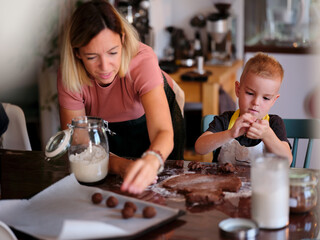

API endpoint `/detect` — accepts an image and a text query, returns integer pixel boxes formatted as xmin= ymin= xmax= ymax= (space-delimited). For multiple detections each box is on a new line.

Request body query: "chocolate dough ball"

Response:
xmin=143 ymin=206 xmax=157 ymax=218
xmin=174 ymin=160 xmax=184 ymax=168
xmin=218 ymin=162 xmax=236 ymax=173
xmin=106 ymin=196 xmax=119 ymax=208
xmin=188 ymin=161 xmax=203 ymax=170
xmin=124 ymin=201 xmax=137 ymax=213
xmin=121 ymin=207 xmax=134 ymax=219
xmin=91 ymin=192 xmax=103 ymax=204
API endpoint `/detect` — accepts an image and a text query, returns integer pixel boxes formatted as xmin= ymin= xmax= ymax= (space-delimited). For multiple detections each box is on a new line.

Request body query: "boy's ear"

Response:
xmin=272 ymin=93 xmax=280 ymax=105
xmin=235 ymin=81 xmax=240 ymax=97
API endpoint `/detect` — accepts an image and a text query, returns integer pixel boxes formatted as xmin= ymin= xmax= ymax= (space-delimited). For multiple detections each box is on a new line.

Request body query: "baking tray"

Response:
xmin=0 ymin=174 xmax=185 ymax=240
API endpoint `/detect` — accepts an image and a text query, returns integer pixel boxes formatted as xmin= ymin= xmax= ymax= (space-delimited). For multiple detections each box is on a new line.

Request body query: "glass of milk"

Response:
xmin=68 ymin=116 xmax=110 ymax=184
xmin=251 ymin=153 xmax=290 ymax=229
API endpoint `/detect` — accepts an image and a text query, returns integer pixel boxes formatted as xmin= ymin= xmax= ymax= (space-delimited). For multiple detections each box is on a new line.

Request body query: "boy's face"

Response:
xmin=235 ymin=72 xmax=281 ymax=119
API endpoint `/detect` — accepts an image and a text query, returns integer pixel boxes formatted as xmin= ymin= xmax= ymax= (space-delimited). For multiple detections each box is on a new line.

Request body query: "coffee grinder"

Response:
xmin=206 ymin=3 xmax=235 ymax=66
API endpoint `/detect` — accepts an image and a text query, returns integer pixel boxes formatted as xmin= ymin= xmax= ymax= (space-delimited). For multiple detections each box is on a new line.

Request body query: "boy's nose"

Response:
xmin=252 ymin=97 xmax=260 ymax=106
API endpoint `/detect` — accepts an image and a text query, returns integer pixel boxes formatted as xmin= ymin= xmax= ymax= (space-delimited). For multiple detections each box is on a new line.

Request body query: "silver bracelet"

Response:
xmin=141 ymin=150 xmax=164 ymax=174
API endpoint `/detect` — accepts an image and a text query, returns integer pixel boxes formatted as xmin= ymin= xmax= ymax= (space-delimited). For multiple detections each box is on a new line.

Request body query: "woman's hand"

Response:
xmin=120 ymin=155 xmax=160 ymax=194
xmin=118 ymin=84 xmax=172 ymax=195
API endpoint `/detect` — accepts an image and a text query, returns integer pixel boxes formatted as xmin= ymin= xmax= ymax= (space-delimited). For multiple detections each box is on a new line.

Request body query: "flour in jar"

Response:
xmin=69 ymin=145 xmax=109 ymax=183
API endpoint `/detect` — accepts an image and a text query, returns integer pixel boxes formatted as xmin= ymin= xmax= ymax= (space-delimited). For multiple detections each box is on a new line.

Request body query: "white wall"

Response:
xmin=150 ymin=0 xmax=244 ymax=60
xmin=245 ymin=52 xmax=320 ymax=169
xmin=0 ymin=0 xmax=243 ymax=107
xmin=0 ymin=0 xmax=60 ymax=108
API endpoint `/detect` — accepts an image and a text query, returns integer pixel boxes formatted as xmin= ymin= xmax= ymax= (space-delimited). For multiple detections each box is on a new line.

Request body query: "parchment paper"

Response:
xmin=0 ymin=174 xmax=183 ymax=240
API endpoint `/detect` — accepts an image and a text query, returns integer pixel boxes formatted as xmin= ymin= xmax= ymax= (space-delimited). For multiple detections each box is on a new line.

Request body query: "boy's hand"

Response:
xmin=231 ymin=113 xmax=256 ymax=138
xmin=246 ymin=119 xmax=270 ymax=140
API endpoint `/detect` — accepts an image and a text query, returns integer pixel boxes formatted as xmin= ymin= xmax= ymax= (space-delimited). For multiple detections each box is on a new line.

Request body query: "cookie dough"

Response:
xmin=186 ymin=189 xmax=224 ymax=205
xmin=121 ymin=207 xmax=134 ymax=219
xmin=143 ymin=206 xmax=157 ymax=218
xmin=124 ymin=201 xmax=137 ymax=213
xmin=188 ymin=161 xmax=204 ymax=171
xmin=163 ymin=174 xmax=241 ymax=193
xmin=91 ymin=193 xmax=103 ymax=204
xmin=106 ymin=196 xmax=119 ymax=208
xmin=218 ymin=162 xmax=236 ymax=173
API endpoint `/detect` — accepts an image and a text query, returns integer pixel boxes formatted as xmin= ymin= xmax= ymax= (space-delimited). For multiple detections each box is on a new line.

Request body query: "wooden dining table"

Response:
xmin=0 ymin=149 xmax=319 ymax=240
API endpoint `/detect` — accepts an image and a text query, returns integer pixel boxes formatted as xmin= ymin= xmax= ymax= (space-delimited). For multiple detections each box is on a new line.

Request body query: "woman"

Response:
xmin=58 ymin=0 xmax=184 ymax=194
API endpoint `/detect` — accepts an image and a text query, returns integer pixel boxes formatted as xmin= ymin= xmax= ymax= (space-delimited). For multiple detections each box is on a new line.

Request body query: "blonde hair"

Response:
xmin=60 ymin=0 xmax=140 ymax=92
xmin=240 ymin=52 xmax=284 ymax=83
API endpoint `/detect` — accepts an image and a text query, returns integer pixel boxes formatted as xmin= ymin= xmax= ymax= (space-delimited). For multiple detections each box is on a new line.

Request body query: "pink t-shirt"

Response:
xmin=58 ymin=43 xmax=173 ymax=123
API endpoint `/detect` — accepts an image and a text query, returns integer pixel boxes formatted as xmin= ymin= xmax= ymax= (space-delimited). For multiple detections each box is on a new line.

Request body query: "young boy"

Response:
xmin=195 ymin=52 xmax=292 ymax=165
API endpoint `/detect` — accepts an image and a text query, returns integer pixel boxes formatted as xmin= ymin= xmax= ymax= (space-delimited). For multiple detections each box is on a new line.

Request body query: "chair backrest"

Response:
xmin=201 ymin=114 xmax=215 ymax=133
xmin=1 ymin=103 xmax=32 ymax=151
xmin=283 ymin=118 xmax=320 ymax=168
xmin=0 ymin=221 xmax=17 ymax=240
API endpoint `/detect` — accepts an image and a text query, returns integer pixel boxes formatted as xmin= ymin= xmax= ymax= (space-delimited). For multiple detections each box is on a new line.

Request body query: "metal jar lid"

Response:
xmin=44 ymin=117 xmax=115 ymax=160
xmin=219 ymin=218 xmax=259 ymax=239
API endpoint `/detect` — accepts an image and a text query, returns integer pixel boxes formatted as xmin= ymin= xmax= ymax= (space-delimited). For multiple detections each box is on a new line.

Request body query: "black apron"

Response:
xmin=108 ymin=74 xmax=185 ymax=160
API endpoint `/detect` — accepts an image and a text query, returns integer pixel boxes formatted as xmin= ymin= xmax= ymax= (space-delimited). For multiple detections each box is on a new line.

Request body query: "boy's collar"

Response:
xmin=228 ymin=109 xmax=270 ymax=130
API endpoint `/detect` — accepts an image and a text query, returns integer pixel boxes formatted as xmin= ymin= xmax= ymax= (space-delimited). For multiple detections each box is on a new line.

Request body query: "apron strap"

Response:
xmin=228 ymin=109 xmax=270 ymax=130
xmin=162 ymin=72 xmax=186 ymax=160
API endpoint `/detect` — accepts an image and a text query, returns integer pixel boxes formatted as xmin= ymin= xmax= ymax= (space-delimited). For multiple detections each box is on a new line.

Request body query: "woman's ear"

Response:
xmin=121 ymin=33 xmax=125 ymax=44
xmin=75 ymin=49 xmax=81 ymax=60
xmin=75 ymin=53 xmax=81 ymax=60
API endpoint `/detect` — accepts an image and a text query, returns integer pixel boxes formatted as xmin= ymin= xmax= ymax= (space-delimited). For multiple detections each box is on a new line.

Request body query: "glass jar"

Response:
xmin=251 ymin=153 xmax=290 ymax=229
xmin=45 ymin=116 xmax=112 ymax=184
xmin=289 ymin=168 xmax=318 ymax=213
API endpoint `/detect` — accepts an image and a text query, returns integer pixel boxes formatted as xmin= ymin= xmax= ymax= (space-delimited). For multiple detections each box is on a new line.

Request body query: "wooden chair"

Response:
xmin=201 ymin=115 xmax=320 ymax=168
xmin=0 ymin=221 xmax=17 ymax=240
xmin=283 ymin=119 xmax=320 ymax=168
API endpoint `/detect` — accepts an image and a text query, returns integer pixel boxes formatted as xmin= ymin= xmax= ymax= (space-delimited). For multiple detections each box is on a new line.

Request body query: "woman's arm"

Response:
xmin=121 ymin=85 xmax=174 ymax=194
xmin=108 ymin=152 xmax=134 ymax=177
xmin=59 ymin=107 xmax=86 ymax=130
xmin=142 ymin=85 xmax=174 ymax=159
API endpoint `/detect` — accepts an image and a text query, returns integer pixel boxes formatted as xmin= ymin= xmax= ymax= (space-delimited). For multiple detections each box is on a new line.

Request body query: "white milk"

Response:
xmin=251 ymin=154 xmax=289 ymax=229
xmin=252 ymin=188 xmax=289 ymax=228
xmin=69 ymin=145 xmax=109 ymax=183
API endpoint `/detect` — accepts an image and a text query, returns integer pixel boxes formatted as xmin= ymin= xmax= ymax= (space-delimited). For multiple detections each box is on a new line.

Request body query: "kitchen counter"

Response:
xmin=169 ymin=60 xmax=243 ymax=117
